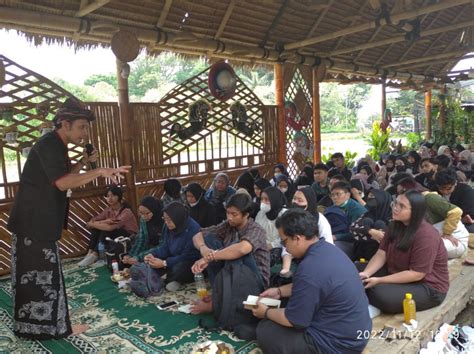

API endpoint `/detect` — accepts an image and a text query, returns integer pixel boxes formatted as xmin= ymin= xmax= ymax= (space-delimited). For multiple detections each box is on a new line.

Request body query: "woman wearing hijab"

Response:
xmin=139 ymin=202 xmax=201 ymax=291
xmin=162 ymin=178 xmax=184 ymax=208
xmin=123 ymin=196 xmax=164 ymax=265
xmin=236 ymin=168 xmax=261 ymax=198
xmin=356 ymin=164 xmax=380 ymax=190
xmin=294 ymin=165 xmax=315 ymax=188
xmin=280 ymin=187 xmax=334 ymax=277
xmin=255 ymin=187 xmax=288 ymax=267
xmin=407 ymin=150 xmax=422 ymax=175
xmin=457 ymin=150 xmax=473 ymax=181
xmin=350 ymin=189 xmax=392 ymax=261
xmin=275 ymin=174 xmax=295 ymax=205
xmin=205 ymin=173 xmax=236 ymax=224
xmin=376 ymin=154 xmax=396 ymax=189
xmin=394 ymin=156 xmax=412 ymax=174
xmin=184 ymin=182 xmax=216 ymax=227
xmin=270 ymin=163 xmax=292 ymax=186
xmin=252 ymin=178 xmax=271 ymax=218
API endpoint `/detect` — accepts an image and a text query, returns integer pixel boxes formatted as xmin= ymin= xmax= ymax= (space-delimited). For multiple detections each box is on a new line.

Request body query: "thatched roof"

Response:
xmin=0 ymin=0 xmax=473 ymax=83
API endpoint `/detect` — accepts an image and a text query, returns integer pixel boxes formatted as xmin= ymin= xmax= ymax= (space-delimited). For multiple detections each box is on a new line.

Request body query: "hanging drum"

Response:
xmin=208 ymin=61 xmax=237 ymax=101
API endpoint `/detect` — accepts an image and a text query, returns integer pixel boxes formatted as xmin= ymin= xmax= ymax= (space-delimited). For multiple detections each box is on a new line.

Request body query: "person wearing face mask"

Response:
xmin=350 ymin=189 xmax=392 ymax=261
xmin=280 ymin=187 xmax=334 ymax=277
xmin=294 ymin=165 xmax=314 ymax=188
xmin=184 ymin=182 xmax=216 ymax=228
xmin=138 ymin=202 xmax=201 ymax=291
xmin=394 ymin=156 xmax=412 ymax=174
xmin=122 ymin=196 xmax=164 ymax=266
xmin=325 ymin=182 xmax=367 ymax=258
xmin=415 ymin=157 xmax=439 ymax=191
xmin=270 ymin=163 xmax=292 ymax=187
xmin=255 ymin=187 xmax=288 ymax=265
xmin=275 ymin=174 xmax=295 ymax=204
xmin=252 ymin=178 xmax=272 ymax=218
xmin=376 ymin=155 xmax=396 ymax=189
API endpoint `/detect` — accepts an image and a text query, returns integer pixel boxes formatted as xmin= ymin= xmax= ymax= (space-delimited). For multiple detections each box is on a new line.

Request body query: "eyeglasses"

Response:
xmin=330 ymin=191 xmax=347 ymax=198
xmin=391 ymin=200 xmax=411 ymax=211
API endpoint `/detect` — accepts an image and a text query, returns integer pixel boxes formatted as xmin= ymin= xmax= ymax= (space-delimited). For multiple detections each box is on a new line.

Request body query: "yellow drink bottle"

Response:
xmin=403 ymin=293 xmax=416 ymax=325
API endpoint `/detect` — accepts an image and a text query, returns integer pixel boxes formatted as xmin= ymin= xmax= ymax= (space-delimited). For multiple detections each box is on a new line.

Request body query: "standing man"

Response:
xmin=8 ymin=98 xmax=130 ymax=339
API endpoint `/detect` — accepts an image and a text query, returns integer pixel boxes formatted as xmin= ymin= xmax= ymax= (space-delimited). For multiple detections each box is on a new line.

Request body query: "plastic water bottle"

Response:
xmin=111 ymin=259 xmax=119 ymax=275
xmin=98 ymin=242 xmax=105 ymax=260
xmin=194 ymin=273 xmax=208 ymax=299
xmin=403 ymin=293 xmax=416 ymax=325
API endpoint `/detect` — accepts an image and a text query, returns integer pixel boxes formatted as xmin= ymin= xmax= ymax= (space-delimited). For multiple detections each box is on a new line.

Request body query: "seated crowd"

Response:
xmin=77 ymin=143 xmax=473 ymax=353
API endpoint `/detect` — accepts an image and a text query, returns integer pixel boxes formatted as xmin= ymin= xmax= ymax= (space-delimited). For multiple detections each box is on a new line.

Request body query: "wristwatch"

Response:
xmin=162 ymin=260 xmax=167 ymax=268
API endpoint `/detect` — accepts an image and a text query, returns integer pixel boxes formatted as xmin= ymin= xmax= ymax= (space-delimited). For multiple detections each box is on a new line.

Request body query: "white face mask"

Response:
xmin=260 ymin=203 xmax=271 ymax=213
xmin=279 ymin=187 xmax=288 ymax=194
xmin=274 ymin=172 xmax=282 ymax=178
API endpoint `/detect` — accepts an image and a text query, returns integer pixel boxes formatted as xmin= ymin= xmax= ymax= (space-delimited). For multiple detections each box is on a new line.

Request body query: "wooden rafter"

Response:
xmin=374 ymin=43 xmax=394 ymax=66
xmin=435 ymin=33 xmax=469 ymax=74
xmin=284 ymin=0 xmax=470 ymax=50
xmin=327 ymin=20 xmax=474 ymax=57
xmin=156 ymin=0 xmax=173 ymax=28
xmin=333 ymin=0 xmax=371 ymax=51
xmin=382 ymin=49 xmax=469 ymax=68
xmin=397 ymin=54 xmax=472 ymax=70
xmin=304 ymin=0 xmax=335 ymax=40
xmin=260 ymin=0 xmax=289 ymax=47
xmin=75 ymin=0 xmax=110 ymax=17
xmin=214 ymin=0 xmax=235 ymax=39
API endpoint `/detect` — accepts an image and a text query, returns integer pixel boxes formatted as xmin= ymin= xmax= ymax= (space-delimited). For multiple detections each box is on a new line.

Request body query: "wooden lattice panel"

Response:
xmin=284 ymin=69 xmax=314 ymax=179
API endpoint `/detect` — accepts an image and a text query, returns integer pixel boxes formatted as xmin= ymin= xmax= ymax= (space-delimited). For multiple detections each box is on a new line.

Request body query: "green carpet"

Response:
xmin=0 ymin=261 xmax=260 ymax=353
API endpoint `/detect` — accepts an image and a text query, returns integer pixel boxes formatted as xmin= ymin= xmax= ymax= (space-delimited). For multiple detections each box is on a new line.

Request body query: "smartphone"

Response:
xmin=157 ymin=301 xmax=179 ymax=310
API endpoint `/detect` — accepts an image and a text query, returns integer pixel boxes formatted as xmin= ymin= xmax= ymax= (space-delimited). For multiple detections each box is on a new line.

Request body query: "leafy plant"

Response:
xmin=321 ymin=150 xmax=357 ymax=168
xmin=406 ymin=132 xmax=422 ymax=150
xmin=366 ymin=121 xmax=391 ymax=160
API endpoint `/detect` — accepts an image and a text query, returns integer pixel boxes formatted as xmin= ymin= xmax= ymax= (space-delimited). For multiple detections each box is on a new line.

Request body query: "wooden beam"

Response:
xmin=214 ymin=0 xmax=235 ymax=39
xmin=353 ymin=26 xmax=382 ymax=62
xmin=381 ymin=79 xmax=386 ymax=118
xmin=156 ymin=0 xmax=173 ymax=28
xmin=0 ymin=6 xmax=436 ymax=81
xmin=424 ymin=90 xmax=432 ymax=140
xmin=374 ymin=43 xmax=394 ymax=66
xmin=75 ymin=0 xmax=110 ymax=17
xmin=312 ymin=67 xmax=321 ymax=163
xmin=260 ymin=0 xmax=289 ymax=47
xmin=328 ymin=20 xmax=474 ymax=58
xmin=304 ymin=0 xmax=335 ymax=39
xmin=274 ymin=63 xmax=286 ymax=165
xmin=382 ymin=49 xmax=469 ymax=68
xmin=284 ymin=0 xmax=471 ymax=50
xmin=397 ymin=55 xmax=469 ymax=70
xmin=439 ymin=86 xmax=447 ymax=130
xmin=333 ymin=0 xmax=370 ymax=51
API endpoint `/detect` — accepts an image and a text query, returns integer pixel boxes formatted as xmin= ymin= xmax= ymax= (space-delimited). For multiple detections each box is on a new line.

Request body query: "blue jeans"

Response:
xmin=204 ymin=234 xmax=263 ymax=287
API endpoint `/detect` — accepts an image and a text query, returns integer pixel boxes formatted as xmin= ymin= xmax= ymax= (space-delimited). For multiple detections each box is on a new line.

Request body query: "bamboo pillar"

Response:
xmin=274 ymin=63 xmax=286 ymax=164
xmin=312 ymin=67 xmax=321 ymax=163
xmin=116 ymin=59 xmax=137 ymax=211
xmin=381 ymin=79 xmax=387 ymax=118
xmin=424 ymin=89 xmax=432 ymax=140
xmin=439 ymin=86 xmax=447 ymax=131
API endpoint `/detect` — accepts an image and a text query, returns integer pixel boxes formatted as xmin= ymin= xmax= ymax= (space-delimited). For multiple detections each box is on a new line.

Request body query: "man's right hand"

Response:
xmin=192 ymin=258 xmax=209 ymax=274
xmin=100 ymin=166 xmax=131 ymax=184
xmin=260 ymin=287 xmax=281 ymax=299
xmin=359 ymin=272 xmax=369 ymax=280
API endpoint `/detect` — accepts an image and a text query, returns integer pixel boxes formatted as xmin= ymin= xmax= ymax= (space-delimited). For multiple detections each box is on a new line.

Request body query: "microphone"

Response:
xmin=85 ymin=143 xmax=97 ymax=169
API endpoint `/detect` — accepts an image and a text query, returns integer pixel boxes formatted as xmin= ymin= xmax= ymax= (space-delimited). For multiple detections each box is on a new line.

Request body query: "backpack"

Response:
xmin=105 ymin=236 xmax=132 ymax=273
xmin=324 ymin=205 xmax=351 ymax=235
xmin=206 ymin=259 xmax=264 ymax=340
xmin=129 ymin=263 xmax=163 ymax=298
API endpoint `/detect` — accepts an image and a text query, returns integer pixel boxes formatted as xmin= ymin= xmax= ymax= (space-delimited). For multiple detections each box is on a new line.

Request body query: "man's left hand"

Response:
xmin=252 ymin=301 xmax=268 ymax=319
xmin=145 ymin=255 xmax=165 ymax=269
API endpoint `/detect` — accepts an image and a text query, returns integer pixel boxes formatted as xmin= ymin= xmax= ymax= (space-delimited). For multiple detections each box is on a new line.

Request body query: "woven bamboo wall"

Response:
xmin=0 ymin=57 xmax=280 ymax=275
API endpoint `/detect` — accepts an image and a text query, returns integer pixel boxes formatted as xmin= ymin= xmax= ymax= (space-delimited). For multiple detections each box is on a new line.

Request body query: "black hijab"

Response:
xmin=185 ymin=182 xmax=205 ymax=202
xmin=140 ymin=196 xmax=163 ymax=245
xmin=236 ymin=169 xmax=260 ymax=198
xmin=407 ymin=151 xmax=421 ymax=174
xmin=255 ymin=178 xmax=271 ymax=192
xmin=275 ymin=174 xmax=295 ymax=203
xmin=298 ymin=186 xmax=318 ymax=218
xmin=263 ymin=186 xmax=287 ymax=221
xmin=163 ymin=202 xmax=189 ymax=234
xmin=164 ymin=178 xmax=182 ymax=199
xmin=366 ymin=189 xmax=392 ymax=223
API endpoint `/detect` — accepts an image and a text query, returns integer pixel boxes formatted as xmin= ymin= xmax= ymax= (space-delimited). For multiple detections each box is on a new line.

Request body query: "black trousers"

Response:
xmin=256 ymin=320 xmax=321 ymax=354
xmin=88 ymin=228 xmax=130 ymax=251
xmin=357 ymin=263 xmax=446 ymax=314
xmin=155 ymin=260 xmax=195 ymax=284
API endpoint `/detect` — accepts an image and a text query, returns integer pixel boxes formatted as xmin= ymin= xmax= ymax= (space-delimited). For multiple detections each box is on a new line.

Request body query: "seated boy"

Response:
xmin=252 ymin=209 xmax=371 ymax=353
xmin=190 ymin=193 xmax=270 ymax=314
